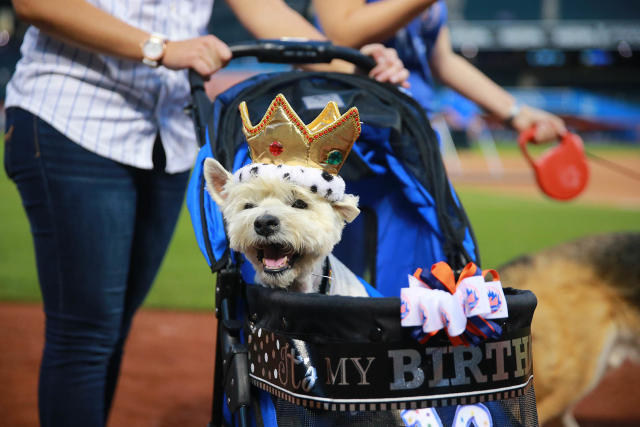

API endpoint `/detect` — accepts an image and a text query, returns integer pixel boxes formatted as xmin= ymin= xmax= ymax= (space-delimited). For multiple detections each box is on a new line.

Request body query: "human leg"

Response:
xmin=102 ymin=140 xmax=190 ymax=417
xmin=4 ymin=108 xmax=138 ymax=427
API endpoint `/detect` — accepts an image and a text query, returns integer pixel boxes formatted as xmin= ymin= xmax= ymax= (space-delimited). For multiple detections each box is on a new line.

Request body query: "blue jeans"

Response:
xmin=4 ymin=107 xmax=190 ymax=426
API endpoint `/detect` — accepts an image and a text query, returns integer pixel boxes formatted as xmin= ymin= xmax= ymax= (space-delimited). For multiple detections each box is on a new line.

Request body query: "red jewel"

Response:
xmin=269 ymin=141 xmax=284 ymax=156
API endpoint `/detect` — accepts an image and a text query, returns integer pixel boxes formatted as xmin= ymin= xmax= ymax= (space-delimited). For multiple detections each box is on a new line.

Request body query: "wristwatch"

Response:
xmin=141 ymin=33 xmax=167 ymax=67
xmin=505 ymin=103 xmax=521 ymax=128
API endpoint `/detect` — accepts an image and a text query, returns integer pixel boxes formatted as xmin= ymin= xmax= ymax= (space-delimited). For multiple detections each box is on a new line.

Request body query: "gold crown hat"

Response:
xmin=232 ymin=94 xmax=361 ymax=202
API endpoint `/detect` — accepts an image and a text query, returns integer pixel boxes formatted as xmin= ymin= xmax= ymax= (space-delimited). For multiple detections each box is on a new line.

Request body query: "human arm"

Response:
xmin=12 ymin=0 xmax=232 ymax=77
xmin=225 ymin=0 xmax=409 ymax=86
xmin=430 ymin=27 xmax=566 ymax=142
xmin=313 ymin=0 xmax=438 ymax=47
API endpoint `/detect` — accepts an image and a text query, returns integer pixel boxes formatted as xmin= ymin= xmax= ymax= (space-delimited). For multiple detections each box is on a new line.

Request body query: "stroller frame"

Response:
xmin=189 ymin=41 xmax=382 ymax=427
xmin=187 ymin=40 xmax=538 ymax=427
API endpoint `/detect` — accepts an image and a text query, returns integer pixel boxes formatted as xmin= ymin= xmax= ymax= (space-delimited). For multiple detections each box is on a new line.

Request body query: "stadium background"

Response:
xmin=1 ymin=1 xmax=639 ymax=426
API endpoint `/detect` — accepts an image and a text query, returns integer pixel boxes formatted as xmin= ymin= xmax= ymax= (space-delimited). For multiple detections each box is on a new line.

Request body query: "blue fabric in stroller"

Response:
xmin=186 ymin=41 xmax=538 ymax=427
xmin=187 ymin=71 xmax=479 ymax=294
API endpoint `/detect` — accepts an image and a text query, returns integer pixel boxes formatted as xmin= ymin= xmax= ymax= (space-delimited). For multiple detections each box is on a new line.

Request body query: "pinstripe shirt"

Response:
xmin=6 ymin=0 xmax=214 ymax=173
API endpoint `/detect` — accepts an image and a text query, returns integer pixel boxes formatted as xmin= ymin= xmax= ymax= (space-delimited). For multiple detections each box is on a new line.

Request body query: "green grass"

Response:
xmin=0 ymin=137 xmax=213 ymax=310
xmin=457 ymin=189 xmax=640 ymax=268
xmin=142 ymin=205 xmax=214 ymax=310
xmin=1 ymin=141 xmax=638 ymax=309
xmin=0 ymin=166 xmax=40 ymax=302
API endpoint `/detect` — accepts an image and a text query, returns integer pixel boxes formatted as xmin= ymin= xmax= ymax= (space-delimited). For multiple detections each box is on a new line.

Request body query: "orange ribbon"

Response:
xmin=420 ymin=261 xmax=500 ymax=346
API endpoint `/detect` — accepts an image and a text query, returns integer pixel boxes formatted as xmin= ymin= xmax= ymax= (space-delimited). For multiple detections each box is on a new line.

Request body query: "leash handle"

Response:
xmin=518 ymin=126 xmax=590 ymax=200
xmin=517 ymin=126 xmax=538 ymax=167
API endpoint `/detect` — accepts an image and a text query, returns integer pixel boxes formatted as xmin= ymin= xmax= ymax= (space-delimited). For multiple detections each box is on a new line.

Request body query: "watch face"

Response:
xmin=143 ymin=39 xmax=164 ymax=61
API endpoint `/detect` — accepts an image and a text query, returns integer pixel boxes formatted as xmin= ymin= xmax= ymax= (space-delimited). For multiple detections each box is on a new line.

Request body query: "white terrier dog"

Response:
xmin=203 ymin=158 xmax=368 ymax=296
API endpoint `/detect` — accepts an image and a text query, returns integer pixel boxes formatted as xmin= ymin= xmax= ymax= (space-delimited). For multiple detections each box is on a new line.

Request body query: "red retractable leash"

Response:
xmin=518 ymin=127 xmax=590 ymax=201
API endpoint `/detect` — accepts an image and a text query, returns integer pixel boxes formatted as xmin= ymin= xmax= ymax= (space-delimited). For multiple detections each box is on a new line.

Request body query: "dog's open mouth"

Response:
xmin=256 ymin=243 xmax=298 ymax=274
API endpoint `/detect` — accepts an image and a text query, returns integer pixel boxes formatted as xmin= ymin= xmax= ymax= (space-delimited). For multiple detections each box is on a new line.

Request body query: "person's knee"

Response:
xmin=42 ymin=312 xmax=124 ymax=368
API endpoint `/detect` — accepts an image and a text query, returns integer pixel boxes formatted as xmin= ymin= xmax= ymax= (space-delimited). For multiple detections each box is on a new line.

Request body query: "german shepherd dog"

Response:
xmin=500 ymin=232 xmax=640 ymax=426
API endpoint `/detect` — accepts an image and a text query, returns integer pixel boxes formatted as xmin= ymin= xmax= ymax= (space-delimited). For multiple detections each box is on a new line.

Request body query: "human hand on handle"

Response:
xmin=163 ymin=35 xmax=232 ymax=78
xmin=360 ymin=43 xmax=410 ymax=88
xmin=510 ymin=105 xmax=567 ymax=144
xmin=163 ymin=37 xmax=409 ymax=87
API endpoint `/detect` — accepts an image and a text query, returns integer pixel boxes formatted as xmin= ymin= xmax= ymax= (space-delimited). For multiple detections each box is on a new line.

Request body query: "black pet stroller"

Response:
xmin=186 ymin=40 xmax=539 ymax=427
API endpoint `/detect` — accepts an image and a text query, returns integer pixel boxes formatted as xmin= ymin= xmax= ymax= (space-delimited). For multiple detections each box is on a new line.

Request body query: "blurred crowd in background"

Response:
xmin=1 ymin=0 xmax=639 ymax=144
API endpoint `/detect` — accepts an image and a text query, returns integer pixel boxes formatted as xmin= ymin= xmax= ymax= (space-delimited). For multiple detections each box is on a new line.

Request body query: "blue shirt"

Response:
xmin=367 ymin=0 xmax=448 ymax=111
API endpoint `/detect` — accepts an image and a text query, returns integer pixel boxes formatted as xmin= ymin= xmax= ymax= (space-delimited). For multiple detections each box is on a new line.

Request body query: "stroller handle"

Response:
xmin=228 ymin=39 xmax=377 ymax=71
xmin=188 ymin=39 xmax=377 ymax=89
xmin=188 ymin=39 xmax=377 ymax=147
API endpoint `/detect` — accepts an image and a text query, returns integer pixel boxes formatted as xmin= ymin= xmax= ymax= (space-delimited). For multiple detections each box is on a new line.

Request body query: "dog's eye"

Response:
xmin=243 ymin=203 xmax=255 ymax=210
xmin=292 ymin=199 xmax=308 ymax=209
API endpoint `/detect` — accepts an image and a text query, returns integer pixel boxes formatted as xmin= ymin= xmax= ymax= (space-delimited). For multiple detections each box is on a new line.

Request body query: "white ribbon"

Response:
xmin=400 ymin=274 xmax=509 ymax=334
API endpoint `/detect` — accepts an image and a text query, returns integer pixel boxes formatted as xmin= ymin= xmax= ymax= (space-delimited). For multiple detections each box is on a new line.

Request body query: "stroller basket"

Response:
xmin=240 ymin=285 xmax=537 ymax=426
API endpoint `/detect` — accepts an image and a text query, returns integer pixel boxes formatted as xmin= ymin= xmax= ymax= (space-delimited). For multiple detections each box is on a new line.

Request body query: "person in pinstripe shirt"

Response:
xmin=3 ymin=0 xmax=409 ymax=425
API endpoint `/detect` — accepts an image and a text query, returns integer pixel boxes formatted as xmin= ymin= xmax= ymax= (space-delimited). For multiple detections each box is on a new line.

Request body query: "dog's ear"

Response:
xmin=333 ymin=194 xmax=360 ymax=223
xmin=203 ymin=158 xmax=232 ymax=206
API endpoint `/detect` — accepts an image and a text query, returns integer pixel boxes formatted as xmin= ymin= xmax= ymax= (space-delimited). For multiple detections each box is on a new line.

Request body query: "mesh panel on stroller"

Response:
xmin=186 ymin=41 xmax=539 ymax=426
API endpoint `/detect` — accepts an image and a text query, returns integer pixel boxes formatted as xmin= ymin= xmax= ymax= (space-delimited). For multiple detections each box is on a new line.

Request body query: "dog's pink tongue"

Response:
xmin=264 ymin=257 xmax=287 ymax=268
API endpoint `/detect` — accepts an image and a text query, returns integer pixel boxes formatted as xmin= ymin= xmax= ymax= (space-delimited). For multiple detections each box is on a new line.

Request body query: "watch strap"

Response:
xmin=141 ymin=32 xmax=167 ymax=68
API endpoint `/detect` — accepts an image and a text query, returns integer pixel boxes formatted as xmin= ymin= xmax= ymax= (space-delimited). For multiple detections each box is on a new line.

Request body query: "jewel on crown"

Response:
xmin=239 ymin=94 xmax=361 ymax=176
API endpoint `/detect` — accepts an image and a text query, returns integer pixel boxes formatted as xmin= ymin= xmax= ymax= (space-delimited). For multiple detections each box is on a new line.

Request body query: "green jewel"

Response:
xmin=326 ymin=150 xmax=343 ymax=165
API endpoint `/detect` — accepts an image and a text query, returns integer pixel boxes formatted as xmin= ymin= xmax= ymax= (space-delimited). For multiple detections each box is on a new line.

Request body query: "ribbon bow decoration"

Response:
xmin=400 ymin=261 xmax=508 ymax=346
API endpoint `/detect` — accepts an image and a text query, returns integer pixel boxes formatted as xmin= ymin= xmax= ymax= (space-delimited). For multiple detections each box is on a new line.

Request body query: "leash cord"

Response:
xmin=585 ymin=150 xmax=640 ymax=182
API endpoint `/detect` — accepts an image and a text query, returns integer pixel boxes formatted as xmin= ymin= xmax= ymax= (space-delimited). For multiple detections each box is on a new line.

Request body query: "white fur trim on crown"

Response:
xmin=232 ymin=163 xmax=346 ymax=202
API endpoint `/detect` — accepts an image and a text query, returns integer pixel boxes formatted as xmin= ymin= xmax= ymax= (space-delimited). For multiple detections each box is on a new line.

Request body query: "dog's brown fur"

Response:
xmin=499 ymin=232 xmax=640 ymax=426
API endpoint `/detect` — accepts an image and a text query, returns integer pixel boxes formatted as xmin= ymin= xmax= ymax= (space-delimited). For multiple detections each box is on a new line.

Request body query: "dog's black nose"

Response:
xmin=254 ymin=214 xmax=280 ymax=237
